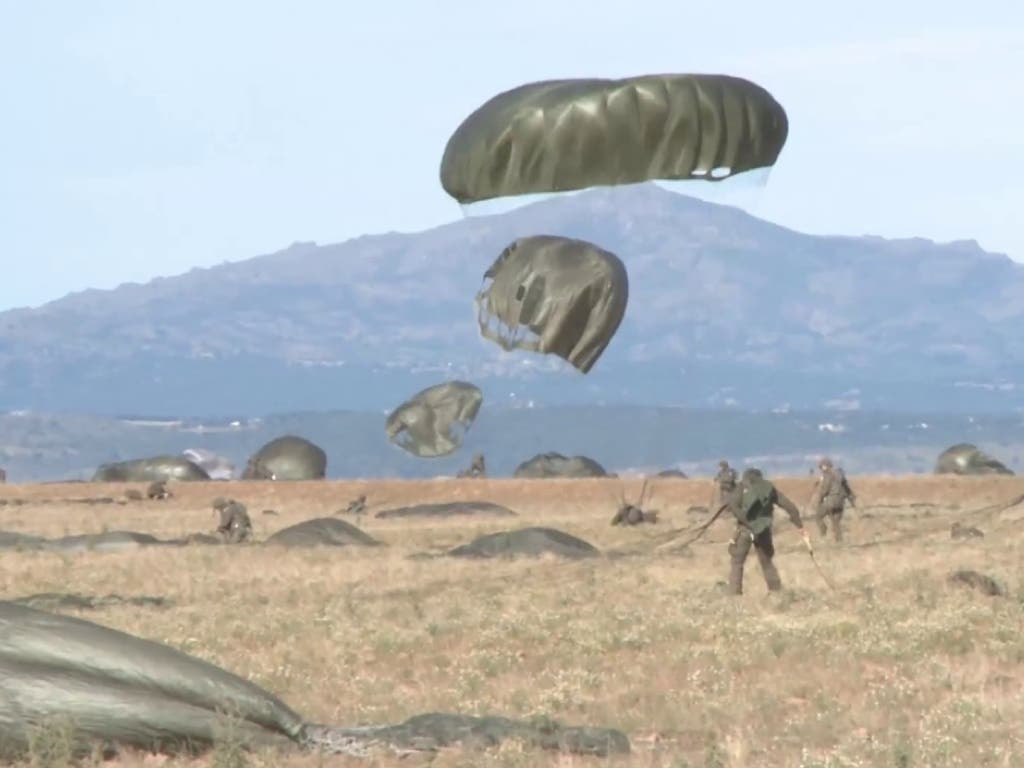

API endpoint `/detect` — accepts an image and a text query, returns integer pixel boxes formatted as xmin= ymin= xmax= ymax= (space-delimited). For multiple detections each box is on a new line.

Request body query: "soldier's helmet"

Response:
xmin=741 ymin=467 xmax=764 ymax=484
xmin=719 ymin=460 xmax=729 ymax=469
xmin=819 ymin=457 xmax=833 ymax=470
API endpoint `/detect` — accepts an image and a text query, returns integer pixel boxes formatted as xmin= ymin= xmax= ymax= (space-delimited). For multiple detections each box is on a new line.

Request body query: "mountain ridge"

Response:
xmin=1 ymin=183 xmax=1021 ymax=416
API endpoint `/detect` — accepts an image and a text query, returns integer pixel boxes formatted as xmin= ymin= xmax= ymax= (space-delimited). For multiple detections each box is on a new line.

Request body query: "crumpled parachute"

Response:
xmin=475 ymin=235 xmax=628 ymax=373
xmin=385 ymin=381 xmax=483 ymax=458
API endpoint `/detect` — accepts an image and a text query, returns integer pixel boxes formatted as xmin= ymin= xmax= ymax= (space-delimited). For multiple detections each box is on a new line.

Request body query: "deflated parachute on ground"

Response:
xmin=0 ymin=602 xmax=630 ymax=759
xmin=934 ymin=443 xmax=1014 ymax=476
xmin=386 ymin=381 xmax=483 ymax=458
xmin=92 ymin=456 xmax=210 ymax=483
xmin=440 ymin=73 xmax=788 ymax=205
xmin=476 ymin=236 xmax=628 ymax=373
xmin=0 ymin=600 xmax=303 ymax=758
xmin=182 ymin=448 xmax=235 ymax=480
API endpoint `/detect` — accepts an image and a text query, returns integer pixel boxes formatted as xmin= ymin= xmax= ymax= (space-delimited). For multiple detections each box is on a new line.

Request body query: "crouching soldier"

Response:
xmin=213 ymin=497 xmax=253 ymax=544
xmin=727 ymin=468 xmax=810 ymax=595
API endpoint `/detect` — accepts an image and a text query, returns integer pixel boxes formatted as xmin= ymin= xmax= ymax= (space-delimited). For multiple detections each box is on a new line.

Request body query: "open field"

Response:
xmin=2 ymin=475 xmax=1024 ymax=767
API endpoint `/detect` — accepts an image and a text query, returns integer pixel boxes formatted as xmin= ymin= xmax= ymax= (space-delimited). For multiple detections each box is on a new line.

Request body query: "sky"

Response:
xmin=1 ymin=1 xmax=1022 ymax=311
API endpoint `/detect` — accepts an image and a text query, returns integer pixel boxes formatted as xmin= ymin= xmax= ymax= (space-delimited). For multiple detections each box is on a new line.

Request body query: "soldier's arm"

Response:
xmin=774 ymin=489 xmax=804 ymax=528
xmin=808 ymin=476 xmax=822 ymax=505
xmin=844 ymin=479 xmax=857 ymax=505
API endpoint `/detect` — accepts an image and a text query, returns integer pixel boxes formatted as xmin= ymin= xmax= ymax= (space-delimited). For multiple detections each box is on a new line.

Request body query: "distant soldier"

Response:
xmin=725 ymin=468 xmax=810 ymax=595
xmin=710 ymin=460 xmax=737 ymax=509
xmin=0 ymin=467 xmax=6 ymax=483
xmin=457 ymin=453 xmax=487 ymax=479
xmin=146 ymin=480 xmax=171 ymax=500
xmin=811 ymin=457 xmax=857 ymax=543
xmin=344 ymin=494 xmax=367 ymax=515
xmin=213 ymin=497 xmax=252 ymax=544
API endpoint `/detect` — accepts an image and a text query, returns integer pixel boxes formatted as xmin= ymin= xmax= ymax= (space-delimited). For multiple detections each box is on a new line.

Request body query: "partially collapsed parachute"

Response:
xmin=440 ymin=73 xmax=788 ymax=205
xmin=386 ymin=381 xmax=483 ymax=458
xmin=181 ymin=448 xmax=235 ymax=480
xmin=934 ymin=443 xmax=1014 ymax=476
xmin=0 ymin=600 xmax=303 ymax=758
xmin=242 ymin=436 xmax=327 ymax=481
xmin=514 ymin=452 xmax=609 ymax=479
xmin=92 ymin=456 xmax=210 ymax=483
xmin=476 ymin=236 xmax=628 ymax=373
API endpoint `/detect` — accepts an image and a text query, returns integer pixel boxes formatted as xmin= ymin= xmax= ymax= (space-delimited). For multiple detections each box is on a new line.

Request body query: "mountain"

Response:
xmin=1 ymin=183 xmax=1022 ymax=416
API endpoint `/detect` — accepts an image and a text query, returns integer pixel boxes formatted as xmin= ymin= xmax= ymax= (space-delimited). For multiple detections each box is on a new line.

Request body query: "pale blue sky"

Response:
xmin=1 ymin=1 xmax=1021 ymax=311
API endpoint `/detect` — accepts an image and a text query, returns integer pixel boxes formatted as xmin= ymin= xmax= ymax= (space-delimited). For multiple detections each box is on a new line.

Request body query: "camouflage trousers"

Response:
xmin=815 ymin=504 xmax=844 ymax=542
xmin=728 ymin=526 xmax=781 ymax=595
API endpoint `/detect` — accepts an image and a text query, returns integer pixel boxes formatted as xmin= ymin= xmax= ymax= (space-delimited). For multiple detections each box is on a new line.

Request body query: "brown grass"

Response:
xmin=2 ymin=475 xmax=1024 ymax=767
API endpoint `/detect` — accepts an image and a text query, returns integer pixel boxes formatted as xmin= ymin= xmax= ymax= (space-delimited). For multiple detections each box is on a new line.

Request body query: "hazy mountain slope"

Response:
xmin=1 ymin=184 xmax=1021 ymax=415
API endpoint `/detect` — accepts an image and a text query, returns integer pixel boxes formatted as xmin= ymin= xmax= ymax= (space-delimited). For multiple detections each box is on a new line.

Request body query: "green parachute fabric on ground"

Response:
xmin=0 ymin=601 xmax=303 ymax=758
xmin=476 ymin=236 xmax=628 ymax=374
xmin=242 ymin=436 xmax=327 ymax=480
xmin=91 ymin=456 xmax=210 ymax=482
xmin=440 ymin=73 xmax=788 ymax=205
xmin=934 ymin=443 xmax=1014 ymax=476
xmin=385 ymin=381 xmax=483 ymax=458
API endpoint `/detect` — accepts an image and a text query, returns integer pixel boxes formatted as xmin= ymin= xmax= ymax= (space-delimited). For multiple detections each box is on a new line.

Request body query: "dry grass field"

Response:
xmin=2 ymin=475 xmax=1024 ymax=767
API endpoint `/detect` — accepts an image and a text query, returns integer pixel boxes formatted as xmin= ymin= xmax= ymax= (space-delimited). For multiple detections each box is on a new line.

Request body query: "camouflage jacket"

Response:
xmin=730 ymin=479 xmax=803 ymax=536
xmin=814 ymin=468 xmax=856 ymax=509
xmin=715 ymin=467 xmax=738 ymax=493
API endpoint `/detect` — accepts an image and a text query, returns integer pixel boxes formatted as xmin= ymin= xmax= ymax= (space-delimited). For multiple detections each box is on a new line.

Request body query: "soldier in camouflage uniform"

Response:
xmin=212 ymin=497 xmax=253 ymax=544
xmin=146 ymin=480 xmax=171 ymax=500
xmin=457 ymin=453 xmax=487 ymax=479
xmin=710 ymin=460 xmax=737 ymax=510
xmin=726 ymin=468 xmax=809 ymax=595
xmin=811 ymin=457 xmax=857 ymax=543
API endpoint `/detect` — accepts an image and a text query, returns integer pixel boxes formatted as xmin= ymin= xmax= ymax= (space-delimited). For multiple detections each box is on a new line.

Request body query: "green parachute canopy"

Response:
xmin=242 ymin=436 xmax=327 ymax=481
xmin=934 ymin=443 xmax=1014 ymax=476
xmin=476 ymin=235 xmax=628 ymax=374
xmin=385 ymin=380 xmax=483 ymax=458
xmin=91 ymin=456 xmax=210 ymax=483
xmin=440 ymin=73 xmax=788 ymax=205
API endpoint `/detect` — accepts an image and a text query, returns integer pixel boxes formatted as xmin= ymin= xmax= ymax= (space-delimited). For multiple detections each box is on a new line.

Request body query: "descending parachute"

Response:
xmin=440 ymin=73 xmax=788 ymax=206
xmin=385 ymin=381 xmax=483 ymax=458
xmin=475 ymin=235 xmax=628 ymax=374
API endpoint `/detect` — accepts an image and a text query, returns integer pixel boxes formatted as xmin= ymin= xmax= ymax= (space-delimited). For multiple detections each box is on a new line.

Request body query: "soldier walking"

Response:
xmin=711 ymin=460 xmax=737 ymax=510
xmin=726 ymin=468 xmax=810 ymax=595
xmin=811 ymin=457 xmax=857 ymax=543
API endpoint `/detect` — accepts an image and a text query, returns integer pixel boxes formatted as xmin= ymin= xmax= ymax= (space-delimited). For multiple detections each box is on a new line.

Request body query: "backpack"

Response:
xmin=738 ymin=478 xmax=775 ymax=535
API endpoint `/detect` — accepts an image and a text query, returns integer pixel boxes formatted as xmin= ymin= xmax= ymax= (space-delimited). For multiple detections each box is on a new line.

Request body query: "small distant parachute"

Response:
xmin=181 ymin=448 xmax=235 ymax=481
xmin=934 ymin=443 xmax=1014 ymax=476
xmin=476 ymin=235 xmax=628 ymax=373
xmin=92 ymin=456 xmax=210 ymax=483
xmin=242 ymin=436 xmax=327 ymax=481
xmin=386 ymin=381 xmax=483 ymax=458
xmin=440 ymin=73 xmax=788 ymax=206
